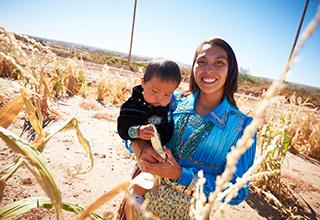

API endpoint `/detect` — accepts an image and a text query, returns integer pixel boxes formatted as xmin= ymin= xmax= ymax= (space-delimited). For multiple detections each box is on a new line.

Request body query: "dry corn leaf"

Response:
xmin=76 ymin=172 xmax=155 ymax=220
xmin=39 ymin=72 xmax=52 ymax=99
xmin=36 ymin=117 xmax=93 ymax=173
xmin=74 ymin=120 xmax=93 ymax=174
xmin=0 ymin=179 xmax=5 ymax=203
xmin=34 ymin=96 xmax=44 ymax=128
xmin=66 ymin=75 xmax=80 ymax=95
xmin=76 ymin=182 xmax=130 ymax=220
xmin=21 ymin=91 xmax=43 ymax=136
xmin=0 ymin=95 xmax=24 ymax=128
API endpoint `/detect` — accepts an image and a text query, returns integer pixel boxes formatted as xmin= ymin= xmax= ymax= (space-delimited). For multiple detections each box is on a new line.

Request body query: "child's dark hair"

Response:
xmin=144 ymin=59 xmax=181 ymax=84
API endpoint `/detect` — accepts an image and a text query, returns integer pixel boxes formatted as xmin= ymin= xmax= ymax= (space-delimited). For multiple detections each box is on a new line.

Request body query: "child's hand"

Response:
xmin=138 ymin=124 xmax=155 ymax=140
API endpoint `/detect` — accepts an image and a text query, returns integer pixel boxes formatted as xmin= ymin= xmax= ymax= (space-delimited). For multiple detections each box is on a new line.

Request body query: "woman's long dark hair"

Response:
xmin=189 ymin=38 xmax=238 ymax=108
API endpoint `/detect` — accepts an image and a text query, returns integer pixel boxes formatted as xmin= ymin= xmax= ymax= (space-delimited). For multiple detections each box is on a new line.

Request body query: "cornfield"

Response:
xmin=0 ymin=5 xmax=320 ymax=220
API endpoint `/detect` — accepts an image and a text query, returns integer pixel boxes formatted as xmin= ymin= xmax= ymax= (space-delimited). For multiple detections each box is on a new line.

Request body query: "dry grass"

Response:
xmin=263 ymin=94 xmax=320 ymax=161
xmin=237 ymin=92 xmax=320 ymax=162
xmin=92 ymin=112 xmax=117 ymax=121
xmin=0 ymin=26 xmax=88 ymax=99
xmin=285 ymin=96 xmax=320 ymax=160
xmin=97 ymin=78 xmax=132 ymax=106
xmin=79 ymin=100 xmax=101 ymax=111
xmin=97 ymin=66 xmax=135 ymax=106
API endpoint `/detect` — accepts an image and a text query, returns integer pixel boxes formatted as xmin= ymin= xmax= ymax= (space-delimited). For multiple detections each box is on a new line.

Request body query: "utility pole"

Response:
xmin=288 ymin=0 xmax=309 ymax=62
xmin=128 ymin=0 xmax=137 ymax=67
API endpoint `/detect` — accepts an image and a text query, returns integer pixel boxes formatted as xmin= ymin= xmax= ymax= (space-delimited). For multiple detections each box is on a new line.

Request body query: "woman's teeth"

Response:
xmin=203 ymin=78 xmax=217 ymax=83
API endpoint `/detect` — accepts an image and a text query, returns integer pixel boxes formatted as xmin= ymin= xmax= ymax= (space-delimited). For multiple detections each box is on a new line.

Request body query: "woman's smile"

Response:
xmin=202 ymin=76 xmax=217 ymax=84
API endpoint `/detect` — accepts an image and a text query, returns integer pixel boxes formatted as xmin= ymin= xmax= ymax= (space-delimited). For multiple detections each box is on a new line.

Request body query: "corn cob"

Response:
xmin=150 ymin=124 xmax=166 ymax=159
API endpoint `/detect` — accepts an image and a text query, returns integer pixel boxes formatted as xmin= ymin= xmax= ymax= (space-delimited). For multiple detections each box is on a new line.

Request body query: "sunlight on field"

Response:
xmin=1 ymin=18 xmax=320 ymax=220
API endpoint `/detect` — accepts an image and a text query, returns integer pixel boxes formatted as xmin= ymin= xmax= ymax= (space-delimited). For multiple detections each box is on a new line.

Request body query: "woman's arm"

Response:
xmin=147 ymin=126 xmax=256 ymax=206
xmin=204 ymin=132 xmax=257 ymax=204
xmin=225 ymin=132 xmax=257 ymax=204
xmin=165 ymin=133 xmax=256 ymax=205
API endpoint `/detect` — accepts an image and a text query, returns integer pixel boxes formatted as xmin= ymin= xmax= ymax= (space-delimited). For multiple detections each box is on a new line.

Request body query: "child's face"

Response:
xmin=141 ymin=76 xmax=178 ymax=107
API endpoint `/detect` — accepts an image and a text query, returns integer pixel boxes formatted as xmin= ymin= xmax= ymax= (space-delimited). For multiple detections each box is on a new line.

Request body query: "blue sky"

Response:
xmin=0 ymin=0 xmax=319 ymax=87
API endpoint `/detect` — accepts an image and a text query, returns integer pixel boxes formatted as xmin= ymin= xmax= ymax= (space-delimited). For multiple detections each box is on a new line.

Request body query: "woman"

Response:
xmin=130 ymin=38 xmax=256 ymax=219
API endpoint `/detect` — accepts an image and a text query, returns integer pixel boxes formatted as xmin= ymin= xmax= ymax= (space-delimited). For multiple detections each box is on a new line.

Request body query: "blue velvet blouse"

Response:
xmin=167 ymin=91 xmax=256 ymax=205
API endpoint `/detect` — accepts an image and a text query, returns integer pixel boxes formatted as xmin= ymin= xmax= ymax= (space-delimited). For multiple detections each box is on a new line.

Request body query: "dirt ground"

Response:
xmin=0 ymin=64 xmax=320 ymax=220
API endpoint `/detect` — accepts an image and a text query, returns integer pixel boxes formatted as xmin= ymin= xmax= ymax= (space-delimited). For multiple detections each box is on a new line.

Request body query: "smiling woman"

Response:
xmin=124 ymin=38 xmax=257 ymax=219
xmin=190 ymin=38 xmax=239 ymax=109
xmin=192 ymin=44 xmax=229 ymax=115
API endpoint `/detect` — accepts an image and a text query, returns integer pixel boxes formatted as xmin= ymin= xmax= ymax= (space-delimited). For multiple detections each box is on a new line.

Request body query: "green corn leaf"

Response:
xmin=0 ymin=196 xmax=104 ymax=220
xmin=0 ymin=158 xmax=23 ymax=182
xmin=0 ymin=127 xmax=62 ymax=219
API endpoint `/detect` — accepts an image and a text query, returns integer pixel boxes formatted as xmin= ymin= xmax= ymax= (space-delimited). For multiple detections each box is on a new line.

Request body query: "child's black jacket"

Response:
xmin=117 ymin=85 xmax=173 ymax=145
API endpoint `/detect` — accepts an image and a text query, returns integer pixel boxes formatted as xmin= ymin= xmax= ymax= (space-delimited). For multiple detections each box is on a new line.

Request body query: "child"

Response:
xmin=117 ymin=59 xmax=181 ymax=204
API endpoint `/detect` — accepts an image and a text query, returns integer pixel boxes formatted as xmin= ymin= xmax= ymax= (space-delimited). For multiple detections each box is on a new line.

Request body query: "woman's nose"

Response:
xmin=205 ymin=63 xmax=215 ymax=73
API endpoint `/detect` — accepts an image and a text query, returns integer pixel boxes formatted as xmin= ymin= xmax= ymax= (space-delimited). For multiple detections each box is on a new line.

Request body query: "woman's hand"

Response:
xmin=131 ymin=139 xmax=163 ymax=163
xmin=141 ymin=147 xmax=182 ymax=180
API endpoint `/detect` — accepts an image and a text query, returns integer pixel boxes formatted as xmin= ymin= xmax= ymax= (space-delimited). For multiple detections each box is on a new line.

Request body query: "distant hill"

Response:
xmin=19 ymin=34 xmax=320 ymax=108
xmin=30 ymin=36 xmax=135 ymax=59
xmin=238 ymin=72 xmax=320 ymax=108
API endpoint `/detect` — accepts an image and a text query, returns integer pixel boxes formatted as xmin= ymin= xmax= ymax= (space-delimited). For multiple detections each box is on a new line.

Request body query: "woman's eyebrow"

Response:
xmin=215 ymin=55 xmax=228 ymax=60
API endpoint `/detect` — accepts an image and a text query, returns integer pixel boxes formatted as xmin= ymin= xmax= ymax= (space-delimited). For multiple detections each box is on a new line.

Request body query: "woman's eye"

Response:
xmin=152 ymin=90 xmax=158 ymax=94
xmin=196 ymin=60 xmax=206 ymax=66
xmin=215 ymin=60 xmax=226 ymax=65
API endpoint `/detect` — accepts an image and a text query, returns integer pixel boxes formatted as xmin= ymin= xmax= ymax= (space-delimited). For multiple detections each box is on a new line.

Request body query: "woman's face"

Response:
xmin=193 ymin=44 xmax=228 ymax=96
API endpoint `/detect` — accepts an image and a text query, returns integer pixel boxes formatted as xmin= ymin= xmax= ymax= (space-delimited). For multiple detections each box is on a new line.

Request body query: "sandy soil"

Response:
xmin=0 ymin=64 xmax=319 ymax=220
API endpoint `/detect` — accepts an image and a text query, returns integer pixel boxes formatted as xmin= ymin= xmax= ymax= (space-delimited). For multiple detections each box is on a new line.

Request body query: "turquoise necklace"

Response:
xmin=172 ymin=113 xmax=214 ymax=158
